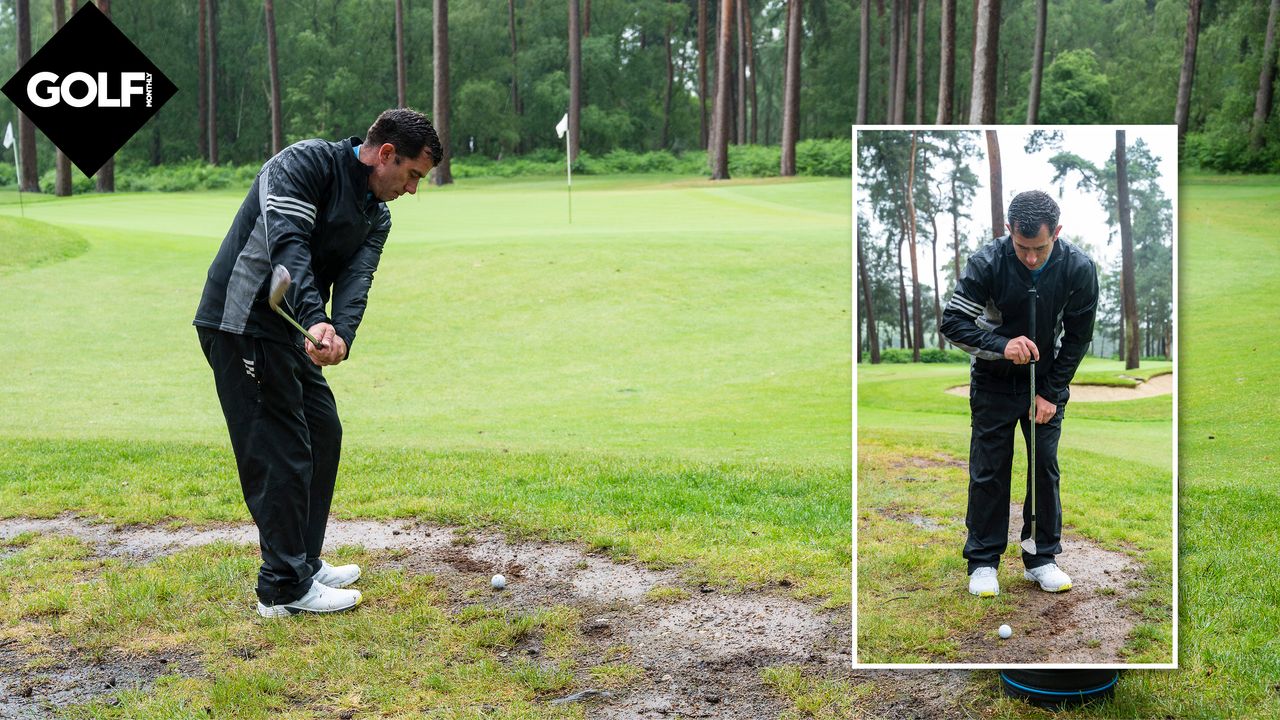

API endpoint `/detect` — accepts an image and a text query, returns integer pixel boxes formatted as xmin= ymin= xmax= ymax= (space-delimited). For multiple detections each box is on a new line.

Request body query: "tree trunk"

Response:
xmin=208 ymin=0 xmax=220 ymax=165
xmin=780 ymin=0 xmax=801 ymax=176
xmin=568 ymin=0 xmax=582 ymax=163
xmin=584 ymin=0 xmax=591 ymax=36
xmin=698 ymin=0 xmax=708 ymax=149
xmin=96 ymin=0 xmax=114 ymax=192
xmin=985 ymin=130 xmax=1003 ymax=238
xmin=198 ymin=0 xmax=208 ymax=161
xmin=968 ymin=0 xmax=999 ymax=124
xmin=1174 ymin=0 xmax=1201 ymax=142
xmin=53 ymin=0 xmax=71 ymax=196
xmin=886 ymin=0 xmax=898 ymax=122
xmin=914 ymin=0 xmax=925 ymax=124
xmin=265 ymin=0 xmax=283 ymax=156
xmin=433 ymin=0 xmax=453 ymax=184
xmin=396 ymin=0 xmax=407 ymax=107
xmin=744 ymin=3 xmax=757 ymax=143
xmin=931 ymin=212 xmax=944 ymax=349
xmin=858 ymin=232 xmax=881 ymax=363
xmin=509 ymin=0 xmax=521 ymax=129
xmin=935 ymin=0 xmax=954 ymax=124
xmin=15 ymin=0 xmax=39 ymax=192
xmin=894 ymin=0 xmax=909 ymax=123
xmin=1026 ymin=0 xmax=1046 ymax=123
xmin=711 ymin=0 xmax=733 ymax=179
xmin=1251 ymin=0 xmax=1280 ymax=151
xmin=951 ymin=169 xmax=962 ymax=280
xmin=735 ymin=0 xmax=746 ymax=145
xmin=857 ymin=0 xmax=870 ymax=124
xmin=662 ymin=6 xmax=674 ymax=149
xmin=896 ymin=231 xmax=909 ymax=349
xmin=905 ymin=133 xmax=924 ymax=361
xmin=1116 ymin=130 xmax=1139 ymax=370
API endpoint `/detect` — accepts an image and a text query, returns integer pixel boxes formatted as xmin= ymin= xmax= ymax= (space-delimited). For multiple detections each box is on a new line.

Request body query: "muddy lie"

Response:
xmin=0 ymin=516 xmax=853 ymax=718
xmin=0 ymin=637 xmax=203 ymax=719
xmin=948 ymin=503 xmax=1150 ymax=664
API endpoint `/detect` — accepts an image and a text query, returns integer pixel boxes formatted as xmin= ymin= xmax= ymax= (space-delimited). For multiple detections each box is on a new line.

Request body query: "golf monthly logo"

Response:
xmin=1 ymin=3 xmax=176 ymax=177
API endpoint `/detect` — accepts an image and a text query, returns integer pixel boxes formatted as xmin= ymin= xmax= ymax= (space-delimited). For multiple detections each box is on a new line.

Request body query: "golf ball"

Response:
xmin=491 ymin=574 xmax=506 ymax=590
xmin=999 ymin=624 xmax=1012 ymax=639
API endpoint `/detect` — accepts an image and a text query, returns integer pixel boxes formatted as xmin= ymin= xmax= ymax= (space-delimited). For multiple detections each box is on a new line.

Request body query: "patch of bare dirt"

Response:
xmin=949 ymin=503 xmax=1147 ymax=664
xmin=878 ymin=505 xmax=950 ymax=532
xmin=0 ymin=516 xmax=852 ymax=718
xmin=0 ymin=638 xmax=203 ymax=718
xmin=888 ymin=454 xmax=968 ymax=470
xmin=945 ymin=373 xmax=1173 ymax=402
xmin=848 ymin=669 xmax=976 ymax=719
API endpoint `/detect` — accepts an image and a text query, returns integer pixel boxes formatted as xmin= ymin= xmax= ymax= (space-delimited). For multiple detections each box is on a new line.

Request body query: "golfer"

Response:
xmin=194 ymin=108 xmax=442 ymax=617
xmin=939 ymin=190 xmax=1098 ymax=598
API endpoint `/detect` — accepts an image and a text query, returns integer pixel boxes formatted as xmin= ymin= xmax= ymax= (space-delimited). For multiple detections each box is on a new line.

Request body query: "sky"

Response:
xmin=854 ymin=125 xmax=1179 ymax=284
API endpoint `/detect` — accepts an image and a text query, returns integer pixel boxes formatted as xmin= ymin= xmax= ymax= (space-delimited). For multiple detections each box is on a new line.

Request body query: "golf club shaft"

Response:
xmin=1028 ymin=287 xmax=1037 ymax=552
xmin=271 ymin=305 xmax=325 ymax=348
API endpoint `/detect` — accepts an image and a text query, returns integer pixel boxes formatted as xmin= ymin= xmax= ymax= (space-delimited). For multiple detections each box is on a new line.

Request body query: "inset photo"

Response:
xmin=853 ymin=126 xmax=1176 ymax=668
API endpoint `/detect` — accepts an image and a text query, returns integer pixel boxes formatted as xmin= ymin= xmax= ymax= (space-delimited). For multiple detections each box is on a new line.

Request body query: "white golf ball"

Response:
xmin=999 ymin=624 xmax=1013 ymax=639
xmin=491 ymin=574 xmax=506 ymax=590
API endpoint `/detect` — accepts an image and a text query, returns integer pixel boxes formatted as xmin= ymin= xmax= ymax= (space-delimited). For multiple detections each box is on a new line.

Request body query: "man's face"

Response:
xmin=1009 ymin=223 xmax=1062 ymax=271
xmin=368 ymin=143 xmax=434 ymax=202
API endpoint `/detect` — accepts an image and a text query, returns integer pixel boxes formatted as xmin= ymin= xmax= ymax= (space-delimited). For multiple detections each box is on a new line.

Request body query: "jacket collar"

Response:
xmin=344 ymin=136 xmax=374 ymax=186
xmin=344 ymin=137 xmax=379 ymax=209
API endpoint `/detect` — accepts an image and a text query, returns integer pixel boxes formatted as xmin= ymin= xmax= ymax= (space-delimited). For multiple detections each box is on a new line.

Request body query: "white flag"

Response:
xmin=555 ymin=113 xmax=568 ymax=139
xmin=2 ymin=122 xmax=12 ymax=149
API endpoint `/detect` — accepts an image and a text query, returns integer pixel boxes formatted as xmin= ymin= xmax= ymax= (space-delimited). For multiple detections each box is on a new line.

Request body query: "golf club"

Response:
xmin=1021 ymin=286 xmax=1039 ymax=556
xmin=268 ymin=264 xmax=326 ymax=349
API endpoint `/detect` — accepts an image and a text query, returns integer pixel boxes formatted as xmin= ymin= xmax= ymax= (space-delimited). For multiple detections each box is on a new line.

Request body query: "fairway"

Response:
xmin=0 ymin=175 xmax=854 ymax=718
xmin=0 ymin=176 xmax=849 ymax=461
xmin=856 ymin=359 xmax=1175 ymax=665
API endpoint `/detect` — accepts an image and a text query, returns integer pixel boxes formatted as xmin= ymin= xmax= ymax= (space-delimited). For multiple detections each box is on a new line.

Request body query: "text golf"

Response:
xmin=26 ymin=71 xmax=153 ymax=108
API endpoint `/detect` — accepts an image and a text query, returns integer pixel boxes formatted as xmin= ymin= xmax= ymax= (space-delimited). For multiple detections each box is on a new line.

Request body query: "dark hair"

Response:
xmin=1007 ymin=190 xmax=1060 ymax=238
xmin=364 ymin=108 xmax=444 ymax=166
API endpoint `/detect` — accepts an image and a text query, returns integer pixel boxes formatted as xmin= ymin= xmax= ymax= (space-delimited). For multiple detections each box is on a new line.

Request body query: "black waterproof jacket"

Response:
xmin=194 ymin=137 xmax=391 ymax=355
xmin=939 ymin=235 xmax=1099 ymax=404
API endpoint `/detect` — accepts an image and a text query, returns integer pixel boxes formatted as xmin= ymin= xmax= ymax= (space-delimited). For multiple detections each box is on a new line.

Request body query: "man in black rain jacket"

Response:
xmin=940 ymin=190 xmax=1099 ymax=599
xmin=194 ymin=108 xmax=442 ymax=617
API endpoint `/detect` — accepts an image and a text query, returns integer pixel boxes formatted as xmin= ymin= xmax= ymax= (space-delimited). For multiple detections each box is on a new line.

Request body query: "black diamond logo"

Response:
xmin=2 ymin=4 xmax=178 ymax=177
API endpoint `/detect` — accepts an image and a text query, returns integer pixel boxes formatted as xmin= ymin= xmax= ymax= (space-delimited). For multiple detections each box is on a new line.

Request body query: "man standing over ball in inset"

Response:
xmin=194 ymin=108 xmax=442 ymax=617
xmin=940 ymin=190 xmax=1098 ymax=599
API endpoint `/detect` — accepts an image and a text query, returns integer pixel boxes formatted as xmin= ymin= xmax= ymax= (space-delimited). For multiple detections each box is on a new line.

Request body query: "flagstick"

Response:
xmin=11 ymin=144 xmax=23 ymax=218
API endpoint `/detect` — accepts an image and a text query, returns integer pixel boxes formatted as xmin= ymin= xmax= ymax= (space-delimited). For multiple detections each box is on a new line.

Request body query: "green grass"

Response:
xmin=0 ymin=438 xmax=850 ymax=604
xmin=0 ymin=175 xmax=851 ymax=716
xmin=0 ymin=215 xmax=89 ymax=276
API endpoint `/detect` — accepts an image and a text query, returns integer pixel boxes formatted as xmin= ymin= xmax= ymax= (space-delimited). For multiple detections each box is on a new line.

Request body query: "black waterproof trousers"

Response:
xmin=964 ymin=388 xmax=1063 ymax=574
xmin=198 ymin=327 xmax=342 ymax=605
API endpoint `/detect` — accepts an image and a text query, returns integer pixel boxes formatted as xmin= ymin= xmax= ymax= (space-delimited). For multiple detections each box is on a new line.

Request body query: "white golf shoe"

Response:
xmin=256 ymin=581 xmax=362 ymax=618
xmin=1024 ymin=563 xmax=1072 ymax=592
xmin=312 ymin=559 xmax=361 ymax=589
xmin=968 ymin=566 xmax=999 ymax=597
